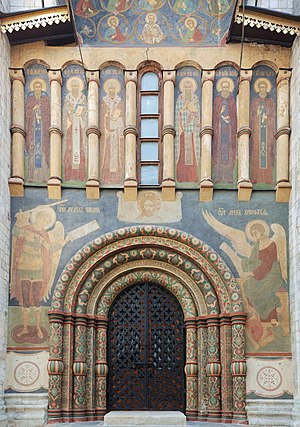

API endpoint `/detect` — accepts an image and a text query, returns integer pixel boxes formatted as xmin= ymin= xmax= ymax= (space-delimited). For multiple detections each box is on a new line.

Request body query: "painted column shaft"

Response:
xmin=185 ymin=318 xmax=198 ymax=419
xmin=10 ymin=71 xmax=25 ymax=181
xmin=237 ymin=71 xmax=252 ymax=183
xmin=276 ymin=71 xmax=291 ymax=183
xmin=124 ymin=73 xmax=137 ymax=182
xmin=162 ymin=73 xmax=176 ymax=186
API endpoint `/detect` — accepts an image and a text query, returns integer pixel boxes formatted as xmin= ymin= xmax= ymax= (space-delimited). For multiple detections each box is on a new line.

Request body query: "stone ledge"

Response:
xmin=104 ymin=411 xmax=186 ymax=426
xmin=246 ymin=398 xmax=293 ymax=426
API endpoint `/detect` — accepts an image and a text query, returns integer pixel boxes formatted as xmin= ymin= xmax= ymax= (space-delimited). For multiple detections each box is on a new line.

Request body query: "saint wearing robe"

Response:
xmin=100 ymin=78 xmax=125 ymax=184
xmin=63 ymin=76 xmax=87 ymax=182
xmin=25 ymin=78 xmax=50 ymax=182
xmin=140 ymin=13 xmax=165 ymax=44
xmin=250 ymin=78 xmax=276 ymax=184
xmin=213 ymin=77 xmax=237 ymax=183
xmin=175 ymin=77 xmax=201 ymax=183
xmin=104 ymin=16 xmax=127 ymax=42
xmin=180 ymin=17 xmax=203 ymax=43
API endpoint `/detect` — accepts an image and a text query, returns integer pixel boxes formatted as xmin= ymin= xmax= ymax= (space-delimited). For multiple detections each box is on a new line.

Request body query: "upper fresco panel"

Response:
xmin=71 ymin=0 xmax=236 ymax=47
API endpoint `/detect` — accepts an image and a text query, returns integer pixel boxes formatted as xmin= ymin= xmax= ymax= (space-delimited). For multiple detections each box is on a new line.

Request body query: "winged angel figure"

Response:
xmin=203 ymin=210 xmax=289 ymax=350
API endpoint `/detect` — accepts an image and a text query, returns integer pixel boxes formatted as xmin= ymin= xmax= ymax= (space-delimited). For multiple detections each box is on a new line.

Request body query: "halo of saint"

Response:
xmin=98 ymin=14 xmax=129 ymax=43
xmin=29 ymin=78 xmax=47 ymax=92
xmin=254 ymin=77 xmax=272 ymax=94
xmin=216 ymin=76 xmax=235 ymax=94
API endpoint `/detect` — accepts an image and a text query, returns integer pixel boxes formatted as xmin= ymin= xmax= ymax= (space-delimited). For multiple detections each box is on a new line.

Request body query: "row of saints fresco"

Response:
xmin=71 ymin=0 xmax=235 ymax=46
xmin=25 ymin=64 xmax=277 ymax=188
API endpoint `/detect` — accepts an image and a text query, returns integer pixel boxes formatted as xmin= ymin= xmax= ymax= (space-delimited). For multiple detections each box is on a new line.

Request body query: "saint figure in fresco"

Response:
xmin=63 ymin=76 xmax=87 ymax=182
xmin=175 ymin=77 xmax=201 ymax=183
xmin=10 ymin=202 xmax=100 ymax=343
xmin=250 ymin=78 xmax=276 ymax=184
xmin=179 ymin=18 xmax=203 ymax=43
xmin=100 ymin=78 xmax=125 ymax=184
xmin=75 ymin=0 xmax=97 ymax=17
xmin=25 ymin=78 xmax=50 ymax=182
xmin=203 ymin=211 xmax=289 ymax=351
xmin=138 ymin=0 xmax=161 ymax=11
xmin=173 ymin=0 xmax=197 ymax=14
xmin=104 ymin=16 xmax=127 ymax=42
xmin=140 ymin=13 xmax=165 ymax=44
xmin=10 ymin=203 xmax=66 ymax=341
xmin=106 ymin=0 xmax=129 ymax=12
xmin=212 ymin=77 xmax=237 ymax=183
xmin=205 ymin=0 xmax=231 ymax=15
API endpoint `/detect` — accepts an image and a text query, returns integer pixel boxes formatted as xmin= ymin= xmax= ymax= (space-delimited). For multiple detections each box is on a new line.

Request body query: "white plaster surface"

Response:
xmin=290 ymin=35 xmax=300 ymax=427
xmin=0 ymin=2 xmax=11 ymax=424
xmin=246 ymin=399 xmax=293 ymax=426
xmin=6 ymin=393 xmax=48 ymax=426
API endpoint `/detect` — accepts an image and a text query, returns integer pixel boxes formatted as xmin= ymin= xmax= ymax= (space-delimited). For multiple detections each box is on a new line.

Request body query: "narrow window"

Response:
xmin=138 ymin=70 xmax=161 ymax=186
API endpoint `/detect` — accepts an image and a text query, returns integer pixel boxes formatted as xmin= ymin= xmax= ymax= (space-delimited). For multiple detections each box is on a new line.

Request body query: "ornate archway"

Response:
xmin=47 ymin=226 xmax=247 ymax=424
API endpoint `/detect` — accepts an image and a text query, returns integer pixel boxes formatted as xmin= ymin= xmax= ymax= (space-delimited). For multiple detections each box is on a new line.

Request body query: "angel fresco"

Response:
xmin=203 ymin=210 xmax=289 ymax=351
xmin=10 ymin=201 xmax=100 ymax=343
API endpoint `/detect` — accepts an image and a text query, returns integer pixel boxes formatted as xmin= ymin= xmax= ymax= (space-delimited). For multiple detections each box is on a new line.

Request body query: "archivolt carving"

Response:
xmin=48 ymin=226 xmax=247 ymax=425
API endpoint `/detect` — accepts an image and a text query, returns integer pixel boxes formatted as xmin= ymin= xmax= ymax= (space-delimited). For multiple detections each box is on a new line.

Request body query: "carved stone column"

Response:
xmin=124 ymin=71 xmax=138 ymax=201
xmin=48 ymin=312 xmax=65 ymax=422
xmin=73 ymin=316 xmax=87 ymax=420
xmin=62 ymin=314 xmax=75 ymax=422
xmin=86 ymin=71 xmax=100 ymax=199
xmin=184 ymin=318 xmax=198 ymax=420
xmin=162 ymin=70 xmax=176 ymax=201
xmin=220 ymin=314 xmax=233 ymax=422
xmin=206 ymin=316 xmax=221 ymax=421
xmin=275 ymin=69 xmax=292 ymax=202
xmin=231 ymin=313 xmax=247 ymax=424
xmin=9 ymin=69 xmax=25 ymax=196
xmin=237 ymin=69 xmax=253 ymax=201
xmin=197 ymin=317 xmax=208 ymax=421
xmin=48 ymin=70 xmax=62 ymax=199
xmin=95 ymin=316 xmax=108 ymax=419
xmin=200 ymin=70 xmax=215 ymax=202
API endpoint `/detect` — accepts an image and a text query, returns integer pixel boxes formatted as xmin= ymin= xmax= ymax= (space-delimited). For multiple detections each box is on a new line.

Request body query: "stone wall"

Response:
xmin=290 ymin=35 xmax=300 ymax=427
xmin=0 ymin=0 xmax=11 ymax=424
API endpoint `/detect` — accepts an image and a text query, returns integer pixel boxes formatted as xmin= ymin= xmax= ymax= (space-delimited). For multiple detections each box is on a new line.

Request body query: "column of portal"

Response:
xmin=231 ymin=313 xmax=247 ymax=424
xmin=124 ymin=71 xmax=138 ymax=201
xmin=9 ymin=69 xmax=25 ymax=196
xmin=48 ymin=70 xmax=62 ymax=199
xmin=73 ymin=316 xmax=87 ymax=421
xmin=237 ymin=69 xmax=253 ymax=201
xmin=275 ymin=69 xmax=292 ymax=202
xmin=206 ymin=316 xmax=221 ymax=422
xmin=86 ymin=71 xmax=100 ymax=199
xmin=185 ymin=318 xmax=198 ymax=420
xmin=95 ymin=316 xmax=108 ymax=419
xmin=162 ymin=70 xmax=176 ymax=201
xmin=200 ymin=70 xmax=215 ymax=201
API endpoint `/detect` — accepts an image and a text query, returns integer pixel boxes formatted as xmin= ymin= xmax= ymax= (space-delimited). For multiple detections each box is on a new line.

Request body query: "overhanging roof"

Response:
xmin=0 ymin=5 xmax=75 ymax=46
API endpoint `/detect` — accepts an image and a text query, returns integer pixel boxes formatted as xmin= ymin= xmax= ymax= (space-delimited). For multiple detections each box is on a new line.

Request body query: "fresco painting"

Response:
xmin=203 ymin=210 xmax=289 ymax=353
xmin=250 ymin=65 xmax=277 ymax=187
xmin=71 ymin=0 xmax=235 ymax=46
xmin=25 ymin=64 xmax=50 ymax=184
xmin=175 ymin=67 xmax=201 ymax=187
xmin=9 ymin=189 xmax=290 ymax=358
xmin=212 ymin=66 xmax=238 ymax=186
xmin=62 ymin=65 xmax=88 ymax=184
xmin=100 ymin=67 xmax=125 ymax=186
xmin=9 ymin=198 xmax=100 ymax=346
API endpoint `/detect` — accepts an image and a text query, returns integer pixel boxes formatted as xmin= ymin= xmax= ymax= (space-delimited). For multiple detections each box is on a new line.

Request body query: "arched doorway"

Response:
xmin=47 ymin=225 xmax=247 ymax=425
xmin=107 ymin=282 xmax=185 ymax=411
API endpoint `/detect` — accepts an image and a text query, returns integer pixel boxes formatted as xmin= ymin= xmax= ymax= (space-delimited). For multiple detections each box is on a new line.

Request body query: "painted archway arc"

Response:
xmin=51 ymin=226 xmax=245 ymax=315
xmin=88 ymin=263 xmax=200 ymax=318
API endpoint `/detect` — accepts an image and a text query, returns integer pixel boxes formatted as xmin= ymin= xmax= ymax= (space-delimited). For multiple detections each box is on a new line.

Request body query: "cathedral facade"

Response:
xmin=0 ymin=0 xmax=300 ymax=425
